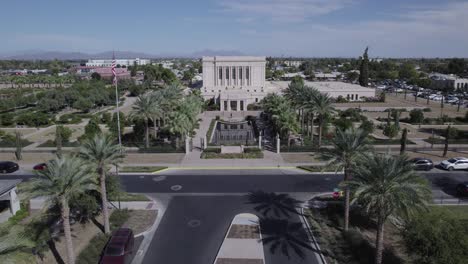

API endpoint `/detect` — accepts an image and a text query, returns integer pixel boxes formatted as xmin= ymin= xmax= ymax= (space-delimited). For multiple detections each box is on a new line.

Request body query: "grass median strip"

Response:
xmin=120 ymin=166 xmax=168 ymax=173
xmin=297 ymin=165 xmax=338 ymax=173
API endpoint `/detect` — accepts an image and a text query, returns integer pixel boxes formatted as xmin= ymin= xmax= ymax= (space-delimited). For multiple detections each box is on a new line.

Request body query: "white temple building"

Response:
xmin=201 ymin=56 xmax=376 ymax=111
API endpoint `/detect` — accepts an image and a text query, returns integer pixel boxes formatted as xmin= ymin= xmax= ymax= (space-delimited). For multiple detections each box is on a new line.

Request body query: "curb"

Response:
xmin=299 ymin=192 xmax=335 ymax=264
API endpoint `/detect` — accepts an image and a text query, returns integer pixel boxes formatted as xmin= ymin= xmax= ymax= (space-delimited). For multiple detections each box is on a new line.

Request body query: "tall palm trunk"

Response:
xmin=301 ymin=109 xmax=305 ymax=135
xmin=375 ymin=216 xmax=385 ymax=264
xmin=344 ymin=167 xmax=350 ymax=231
xmin=318 ymin=116 xmax=323 ymax=147
xmin=310 ymin=113 xmax=314 ymax=146
xmin=175 ymin=137 xmax=180 ymax=150
xmin=144 ymin=118 xmax=149 ymax=148
xmin=99 ymin=167 xmax=110 ymax=234
xmin=306 ymin=113 xmax=311 ymax=137
xmin=61 ymin=198 xmax=75 ymax=264
xmin=153 ymin=118 xmax=158 ymax=139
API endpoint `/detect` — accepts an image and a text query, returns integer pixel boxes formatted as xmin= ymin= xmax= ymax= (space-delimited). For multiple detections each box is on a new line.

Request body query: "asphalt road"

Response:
xmin=3 ymin=168 xmax=468 ymax=264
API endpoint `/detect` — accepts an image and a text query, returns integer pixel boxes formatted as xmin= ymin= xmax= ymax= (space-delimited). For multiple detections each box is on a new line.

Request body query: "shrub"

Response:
xmin=359 ymin=120 xmax=374 ymax=134
xmin=110 ymin=209 xmax=130 ymax=230
xmin=422 ymin=108 xmax=432 ymax=112
xmin=58 ymin=113 xmax=82 ymax=124
xmin=16 ymin=112 xmax=51 ymax=127
xmin=409 ymin=109 xmax=424 ymax=124
xmin=56 ymin=125 xmax=72 ymax=143
xmin=101 ymin=112 xmax=112 ymax=125
xmin=383 ymin=124 xmax=399 ymax=139
xmin=9 ymin=201 xmax=30 ymax=225
xmin=402 ymin=207 xmax=468 ymax=264
xmin=0 ymin=113 xmax=14 ymax=126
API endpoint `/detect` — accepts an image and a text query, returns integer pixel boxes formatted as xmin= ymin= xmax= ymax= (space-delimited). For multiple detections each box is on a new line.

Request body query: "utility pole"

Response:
xmin=112 ymin=51 xmax=122 ymax=209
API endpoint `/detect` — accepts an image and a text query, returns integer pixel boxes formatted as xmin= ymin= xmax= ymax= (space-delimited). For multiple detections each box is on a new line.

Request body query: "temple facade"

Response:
xmin=201 ymin=56 xmax=267 ymax=111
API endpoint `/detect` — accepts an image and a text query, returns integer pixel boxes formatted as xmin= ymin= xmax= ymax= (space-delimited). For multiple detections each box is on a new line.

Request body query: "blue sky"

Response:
xmin=1 ymin=0 xmax=468 ymax=57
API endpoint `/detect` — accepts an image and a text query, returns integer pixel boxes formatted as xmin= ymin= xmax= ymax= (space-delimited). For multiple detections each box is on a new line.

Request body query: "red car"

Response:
xmin=100 ymin=228 xmax=134 ymax=264
xmin=33 ymin=163 xmax=47 ymax=171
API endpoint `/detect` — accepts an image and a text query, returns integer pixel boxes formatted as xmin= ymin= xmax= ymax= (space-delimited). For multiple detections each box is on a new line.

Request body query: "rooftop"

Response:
xmin=267 ymin=81 xmax=375 ymax=92
xmin=202 ymin=56 xmax=266 ymax=62
xmin=0 ymin=179 xmax=22 ymax=196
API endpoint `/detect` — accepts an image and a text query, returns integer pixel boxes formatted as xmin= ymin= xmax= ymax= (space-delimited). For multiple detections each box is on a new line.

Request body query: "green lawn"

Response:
xmin=109 ymin=192 xmax=150 ymax=202
xmin=436 ymin=205 xmax=468 ymax=219
xmin=120 ymin=166 xmax=167 ymax=173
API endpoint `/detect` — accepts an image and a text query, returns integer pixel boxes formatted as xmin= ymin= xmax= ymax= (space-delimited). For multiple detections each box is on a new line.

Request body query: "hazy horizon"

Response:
xmin=2 ymin=0 xmax=468 ymax=58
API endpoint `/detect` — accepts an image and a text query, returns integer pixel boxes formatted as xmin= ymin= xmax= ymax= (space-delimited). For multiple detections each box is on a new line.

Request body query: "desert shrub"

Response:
xmin=402 ymin=207 xmax=468 ymax=264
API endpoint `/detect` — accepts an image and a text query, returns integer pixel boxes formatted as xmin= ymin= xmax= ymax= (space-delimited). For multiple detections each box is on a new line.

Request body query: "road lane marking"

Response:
xmin=170 ymin=185 xmax=183 ymax=191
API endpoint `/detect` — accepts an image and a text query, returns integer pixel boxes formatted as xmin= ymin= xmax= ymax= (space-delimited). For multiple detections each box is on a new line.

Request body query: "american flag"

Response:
xmin=111 ymin=52 xmax=117 ymax=86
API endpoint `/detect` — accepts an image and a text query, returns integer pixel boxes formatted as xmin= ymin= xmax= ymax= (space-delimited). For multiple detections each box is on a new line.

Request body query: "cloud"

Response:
xmin=218 ymin=0 xmax=354 ymax=22
xmin=237 ymin=1 xmax=468 ymax=57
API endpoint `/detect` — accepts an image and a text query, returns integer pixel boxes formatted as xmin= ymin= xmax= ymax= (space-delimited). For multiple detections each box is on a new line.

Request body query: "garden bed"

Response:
xmin=76 ymin=209 xmax=130 ymax=264
xmin=369 ymin=136 xmax=415 ymax=145
xmin=37 ymin=140 xmax=80 ymax=148
xmin=306 ymin=203 xmax=408 ymax=264
xmin=201 ymin=148 xmax=264 ymax=159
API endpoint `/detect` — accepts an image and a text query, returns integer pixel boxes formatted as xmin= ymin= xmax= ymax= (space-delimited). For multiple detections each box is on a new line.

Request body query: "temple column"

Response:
xmin=220 ymin=100 xmax=224 ymax=111
xmin=227 ymin=100 xmax=231 ymax=111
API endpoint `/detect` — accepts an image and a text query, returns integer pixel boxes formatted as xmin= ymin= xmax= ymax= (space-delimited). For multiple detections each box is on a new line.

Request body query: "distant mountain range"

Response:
xmin=0 ymin=49 xmax=246 ymax=60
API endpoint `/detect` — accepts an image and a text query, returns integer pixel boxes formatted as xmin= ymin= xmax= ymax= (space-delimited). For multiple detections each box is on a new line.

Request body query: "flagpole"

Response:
xmin=113 ymin=52 xmax=122 ymax=209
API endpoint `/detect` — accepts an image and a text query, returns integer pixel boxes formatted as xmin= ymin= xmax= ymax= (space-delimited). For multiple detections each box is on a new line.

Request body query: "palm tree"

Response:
xmin=166 ymin=111 xmax=191 ymax=150
xmin=131 ymin=93 xmax=154 ymax=148
xmin=312 ymin=92 xmax=335 ymax=147
xmin=246 ymin=191 xmax=302 ymax=218
xmin=260 ymin=218 xmax=313 ymax=259
xmin=79 ymin=133 xmax=125 ymax=234
xmin=341 ymin=153 xmax=431 ymax=264
xmin=272 ymin=109 xmax=299 ymax=149
xmin=320 ymin=128 xmax=371 ymax=231
xmin=21 ymin=156 xmax=96 ymax=264
xmin=302 ymin=87 xmax=320 ymax=141
xmin=161 ymin=83 xmax=183 ymax=123
xmin=149 ymin=91 xmax=164 ymax=139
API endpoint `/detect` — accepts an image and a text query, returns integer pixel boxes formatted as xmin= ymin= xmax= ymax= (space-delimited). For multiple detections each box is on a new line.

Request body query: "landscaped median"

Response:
xmin=201 ymin=148 xmax=264 ymax=159
xmin=297 ymin=165 xmax=337 ymax=173
xmin=305 ymin=197 xmax=468 ymax=264
xmin=120 ymin=166 xmax=168 ymax=173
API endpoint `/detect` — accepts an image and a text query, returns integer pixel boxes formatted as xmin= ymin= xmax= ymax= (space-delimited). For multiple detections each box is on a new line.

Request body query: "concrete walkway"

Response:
xmin=30 ymin=197 xmax=156 ymax=210
xmin=214 ymin=213 xmax=265 ymax=264
xmin=181 ymin=111 xmax=286 ymax=167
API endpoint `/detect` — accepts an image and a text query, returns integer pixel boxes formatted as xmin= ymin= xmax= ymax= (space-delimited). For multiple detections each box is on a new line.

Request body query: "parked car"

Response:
xmin=440 ymin=157 xmax=468 ymax=171
xmin=33 ymin=163 xmax=47 ymax=171
xmin=0 ymin=161 xmax=19 ymax=173
xmin=456 ymin=182 xmax=468 ymax=197
xmin=100 ymin=228 xmax=134 ymax=264
xmin=410 ymin=158 xmax=434 ymax=171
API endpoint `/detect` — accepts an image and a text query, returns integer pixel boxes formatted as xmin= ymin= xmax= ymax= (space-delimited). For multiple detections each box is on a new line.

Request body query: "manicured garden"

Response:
xmin=201 ymin=147 xmax=264 ymax=159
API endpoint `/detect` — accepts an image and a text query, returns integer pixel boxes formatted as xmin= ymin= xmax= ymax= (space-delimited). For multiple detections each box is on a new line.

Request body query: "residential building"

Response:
xmin=86 ymin=58 xmax=150 ymax=67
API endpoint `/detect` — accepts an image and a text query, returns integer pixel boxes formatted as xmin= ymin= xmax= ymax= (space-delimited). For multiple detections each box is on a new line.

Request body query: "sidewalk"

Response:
xmin=30 ymin=197 xmax=156 ymax=210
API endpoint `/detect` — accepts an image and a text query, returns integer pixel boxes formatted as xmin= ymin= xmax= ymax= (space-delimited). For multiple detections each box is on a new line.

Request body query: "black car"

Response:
xmin=0 ymin=161 xmax=19 ymax=173
xmin=410 ymin=158 xmax=434 ymax=171
xmin=456 ymin=182 xmax=468 ymax=197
